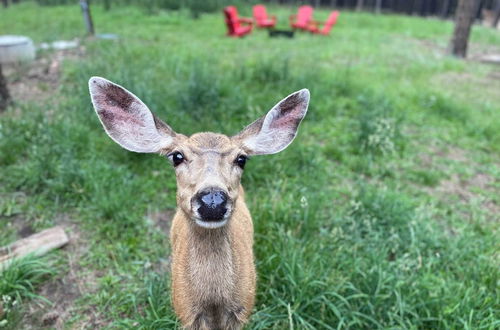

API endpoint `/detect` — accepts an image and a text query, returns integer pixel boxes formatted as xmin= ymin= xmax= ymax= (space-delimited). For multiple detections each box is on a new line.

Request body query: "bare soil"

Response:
xmin=20 ymin=216 xmax=99 ymax=329
xmin=2 ymin=45 xmax=85 ymax=110
xmin=422 ymin=146 xmax=499 ymax=219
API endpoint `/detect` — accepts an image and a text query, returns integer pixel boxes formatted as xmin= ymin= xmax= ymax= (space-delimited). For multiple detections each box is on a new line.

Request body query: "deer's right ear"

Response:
xmin=89 ymin=77 xmax=175 ymax=153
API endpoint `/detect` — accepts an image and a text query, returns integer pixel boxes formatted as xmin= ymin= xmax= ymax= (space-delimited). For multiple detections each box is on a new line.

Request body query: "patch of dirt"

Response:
xmin=148 ymin=208 xmax=176 ymax=235
xmin=415 ymin=38 xmax=447 ymax=54
xmin=436 ymin=146 xmax=469 ymax=163
xmin=17 ymin=224 xmax=35 ymax=238
xmin=434 ymin=173 xmax=499 ymax=216
xmin=487 ymin=70 xmax=500 ymax=80
xmin=433 ymin=70 xmax=500 ymax=91
xmin=421 ymin=146 xmax=499 ymax=218
xmin=2 ymin=43 xmax=85 ymax=110
xmin=468 ymin=41 xmax=500 ymax=62
xmin=21 ymin=215 xmax=101 ymax=329
xmin=147 ymin=209 xmax=175 ymax=273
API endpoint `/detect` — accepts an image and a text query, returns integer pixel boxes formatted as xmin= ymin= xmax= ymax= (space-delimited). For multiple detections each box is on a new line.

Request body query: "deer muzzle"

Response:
xmin=194 ymin=188 xmax=229 ymax=224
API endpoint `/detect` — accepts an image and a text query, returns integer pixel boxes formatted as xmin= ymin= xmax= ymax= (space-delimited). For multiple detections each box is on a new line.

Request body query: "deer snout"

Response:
xmin=195 ymin=188 xmax=228 ymax=223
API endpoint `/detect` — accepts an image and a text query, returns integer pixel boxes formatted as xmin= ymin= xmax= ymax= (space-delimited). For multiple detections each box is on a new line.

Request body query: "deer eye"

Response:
xmin=168 ymin=151 xmax=185 ymax=167
xmin=235 ymin=155 xmax=248 ymax=169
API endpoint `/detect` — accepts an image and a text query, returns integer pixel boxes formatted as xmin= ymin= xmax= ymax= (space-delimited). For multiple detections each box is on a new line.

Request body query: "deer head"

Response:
xmin=89 ymin=77 xmax=309 ymax=229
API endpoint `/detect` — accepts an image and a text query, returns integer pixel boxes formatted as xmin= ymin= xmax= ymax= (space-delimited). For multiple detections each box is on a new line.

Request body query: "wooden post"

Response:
xmin=80 ymin=0 xmax=95 ymax=36
xmin=449 ymin=0 xmax=478 ymax=58
xmin=492 ymin=0 xmax=500 ymax=27
xmin=0 ymin=226 xmax=69 ymax=269
xmin=0 ymin=64 xmax=11 ymax=112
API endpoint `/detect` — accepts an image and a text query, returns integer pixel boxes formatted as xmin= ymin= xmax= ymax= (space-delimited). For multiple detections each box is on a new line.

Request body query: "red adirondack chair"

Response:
xmin=223 ymin=6 xmax=253 ymax=37
xmin=253 ymin=4 xmax=277 ymax=28
xmin=289 ymin=5 xmax=314 ymax=30
xmin=308 ymin=11 xmax=340 ymax=35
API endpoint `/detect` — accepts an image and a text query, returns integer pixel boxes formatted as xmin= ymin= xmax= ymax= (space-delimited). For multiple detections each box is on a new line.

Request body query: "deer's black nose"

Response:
xmin=196 ymin=188 xmax=228 ymax=222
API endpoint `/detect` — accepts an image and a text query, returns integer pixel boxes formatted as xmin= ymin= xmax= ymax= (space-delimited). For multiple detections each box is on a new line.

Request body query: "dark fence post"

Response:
xmin=493 ymin=0 xmax=500 ymax=27
xmin=80 ymin=0 xmax=95 ymax=36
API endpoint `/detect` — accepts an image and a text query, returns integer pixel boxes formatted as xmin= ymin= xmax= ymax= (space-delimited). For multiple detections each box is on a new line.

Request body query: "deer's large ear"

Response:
xmin=235 ymin=89 xmax=309 ymax=155
xmin=88 ymin=77 xmax=175 ymax=153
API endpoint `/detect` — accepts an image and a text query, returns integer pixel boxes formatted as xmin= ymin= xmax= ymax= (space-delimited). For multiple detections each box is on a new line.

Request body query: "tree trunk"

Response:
xmin=375 ymin=0 xmax=382 ymax=14
xmin=0 ymin=64 xmax=11 ymax=112
xmin=80 ymin=0 xmax=95 ymax=36
xmin=1 ymin=0 xmax=8 ymax=8
xmin=449 ymin=0 xmax=478 ymax=58
xmin=356 ymin=0 xmax=364 ymax=11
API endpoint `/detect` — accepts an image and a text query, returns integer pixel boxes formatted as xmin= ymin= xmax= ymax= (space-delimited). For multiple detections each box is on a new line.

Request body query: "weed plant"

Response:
xmin=0 ymin=256 xmax=54 ymax=327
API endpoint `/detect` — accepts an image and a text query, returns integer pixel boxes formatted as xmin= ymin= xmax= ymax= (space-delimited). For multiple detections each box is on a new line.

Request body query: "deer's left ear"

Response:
xmin=235 ymin=89 xmax=310 ymax=155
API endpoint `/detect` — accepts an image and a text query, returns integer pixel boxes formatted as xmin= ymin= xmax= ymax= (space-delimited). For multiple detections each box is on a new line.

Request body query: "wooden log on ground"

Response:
xmin=0 ymin=226 xmax=69 ymax=269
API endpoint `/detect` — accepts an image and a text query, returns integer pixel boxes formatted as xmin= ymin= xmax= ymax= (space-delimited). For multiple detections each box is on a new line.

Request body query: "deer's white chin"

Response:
xmin=194 ymin=218 xmax=228 ymax=229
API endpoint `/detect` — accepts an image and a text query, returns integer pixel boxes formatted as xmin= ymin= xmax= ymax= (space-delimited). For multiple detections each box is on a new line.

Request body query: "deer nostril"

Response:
xmin=196 ymin=189 xmax=228 ymax=222
xmin=200 ymin=190 xmax=227 ymax=208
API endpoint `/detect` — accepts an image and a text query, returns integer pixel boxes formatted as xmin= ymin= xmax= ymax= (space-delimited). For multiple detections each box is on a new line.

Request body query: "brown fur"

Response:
xmin=168 ymin=133 xmax=256 ymax=330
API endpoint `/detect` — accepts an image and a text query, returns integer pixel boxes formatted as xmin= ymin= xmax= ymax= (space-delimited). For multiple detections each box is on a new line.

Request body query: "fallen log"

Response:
xmin=0 ymin=226 xmax=69 ymax=269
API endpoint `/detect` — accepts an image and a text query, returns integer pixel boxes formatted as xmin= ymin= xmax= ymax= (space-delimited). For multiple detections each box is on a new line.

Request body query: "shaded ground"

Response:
xmin=3 ymin=44 xmax=85 ymax=108
xmin=421 ymin=146 xmax=499 ymax=218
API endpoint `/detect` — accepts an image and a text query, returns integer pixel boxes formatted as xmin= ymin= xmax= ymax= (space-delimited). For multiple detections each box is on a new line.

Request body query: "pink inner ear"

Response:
xmin=92 ymin=84 xmax=143 ymax=129
xmin=270 ymin=104 xmax=304 ymax=131
xmin=269 ymin=91 xmax=305 ymax=130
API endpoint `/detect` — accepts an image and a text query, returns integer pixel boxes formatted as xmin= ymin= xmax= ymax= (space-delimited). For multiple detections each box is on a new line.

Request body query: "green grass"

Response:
xmin=1 ymin=1 xmax=499 ymax=329
xmin=0 ymin=256 xmax=54 ymax=328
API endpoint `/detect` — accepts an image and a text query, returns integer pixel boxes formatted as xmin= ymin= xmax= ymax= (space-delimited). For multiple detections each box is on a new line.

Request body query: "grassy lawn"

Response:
xmin=1 ymin=1 xmax=499 ymax=329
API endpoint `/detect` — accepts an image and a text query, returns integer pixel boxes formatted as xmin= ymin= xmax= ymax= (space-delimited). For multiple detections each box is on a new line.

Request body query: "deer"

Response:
xmin=88 ymin=77 xmax=310 ymax=329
